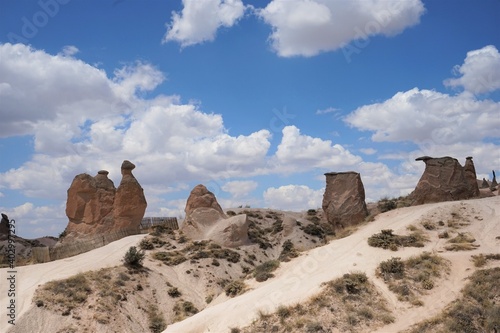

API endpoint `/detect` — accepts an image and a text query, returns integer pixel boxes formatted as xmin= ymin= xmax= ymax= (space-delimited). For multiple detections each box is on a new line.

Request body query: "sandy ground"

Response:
xmin=163 ymin=196 xmax=500 ymax=333
xmin=1 ymin=196 xmax=498 ymax=333
xmin=0 ymin=234 xmax=146 ymax=333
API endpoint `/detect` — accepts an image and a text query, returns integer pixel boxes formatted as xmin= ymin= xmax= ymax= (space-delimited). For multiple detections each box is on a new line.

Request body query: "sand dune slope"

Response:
xmin=164 ymin=196 xmax=500 ymax=333
xmin=0 ymin=234 xmax=146 ymax=332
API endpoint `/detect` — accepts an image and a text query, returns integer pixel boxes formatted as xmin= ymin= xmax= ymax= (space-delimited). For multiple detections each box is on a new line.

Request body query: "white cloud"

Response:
xmin=315 ymin=107 xmax=339 ymax=115
xmin=258 ymin=0 xmax=425 ymax=57
xmin=263 ymin=184 xmax=323 ymax=211
xmin=163 ymin=0 xmax=246 ymax=47
xmin=274 ymin=125 xmax=362 ymax=172
xmin=222 ymin=180 xmax=258 ymax=198
xmin=359 ymin=148 xmax=377 ymax=155
xmin=444 ymin=45 xmax=500 ymax=94
xmin=0 ymin=43 xmax=164 ymax=139
xmin=344 ymin=88 xmax=500 ymax=145
xmin=58 ymin=45 xmax=79 ymax=57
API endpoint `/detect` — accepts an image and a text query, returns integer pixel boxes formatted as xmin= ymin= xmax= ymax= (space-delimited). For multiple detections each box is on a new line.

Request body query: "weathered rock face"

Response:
xmin=409 ymin=156 xmax=479 ymax=205
xmin=181 ymin=184 xmax=247 ymax=247
xmin=184 ymin=184 xmax=225 ymax=218
xmin=113 ymin=161 xmax=147 ymax=231
xmin=481 ymin=178 xmax=490 ymax=188
xmin=322 ymin=172 xmax=368 ymax=230
xmin=464 ymin=157 xmax=480 ymax=197
xmin=62 ymin=161 xmax=146 ymax=241
xmin=0 ymin=213 xmax=10 ymax=239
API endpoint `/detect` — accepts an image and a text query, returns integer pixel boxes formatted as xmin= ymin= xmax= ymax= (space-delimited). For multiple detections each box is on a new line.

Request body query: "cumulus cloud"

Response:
xmin=163 ymin=0 xmax=247 ymax=47
xmin=274 ymin=125 xmax=362 ymax=172
xmin=263 ymin=184 xmax=323 ymax=211
xmin=0 ymin=43 xmax=164 ymax=139
xmin=222 ymin=180 xmax=258 ymax=198
xmin=344 ymin=88 xmax=500 ymax=145
xmin=0 ymin=44 xmax=273 ymax=207
xmin=444 ymin=45 xmax=500 ymax=94
xmin=258 ymin=0 xmax=425 ymax=57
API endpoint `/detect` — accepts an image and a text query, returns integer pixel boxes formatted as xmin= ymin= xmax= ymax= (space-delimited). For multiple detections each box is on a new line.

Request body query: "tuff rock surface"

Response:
xmin=181 ymin=184 xmax=248 ymax=247
xmin=410 ymin=156 xmax=479 ymax=205
xmin=322 ymin=172 xmax=368 ymax=230
xmin=62 ymin=161 xmax=146 ymax=241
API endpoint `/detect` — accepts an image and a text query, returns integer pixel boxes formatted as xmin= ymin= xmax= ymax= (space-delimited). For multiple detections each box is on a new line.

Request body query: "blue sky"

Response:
xmin=0 ymin=0 xmax=499 ymax=239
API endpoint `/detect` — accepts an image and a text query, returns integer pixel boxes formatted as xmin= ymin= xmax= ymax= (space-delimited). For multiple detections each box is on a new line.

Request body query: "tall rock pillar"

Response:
xmin=322 ymin=172 xmax=368 ymax=230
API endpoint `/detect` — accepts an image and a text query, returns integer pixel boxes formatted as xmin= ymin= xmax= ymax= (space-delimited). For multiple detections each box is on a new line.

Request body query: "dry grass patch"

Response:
xmin=471 ymin=253 xmax=500 ymax=267
xmin=253 ymin=260 xmax=280 ymax=282
xmin=377 ymin=252 xmax=449 ymax=306
xmin=368 ymin=229 xmax=428 ymax=251
xmin=405 ymin=267 xmax=500 ymax=333
xmin=238 ymin=272 xmax=394 ymax=333
xmin=445 ymin=232 xmax=479 ymax=251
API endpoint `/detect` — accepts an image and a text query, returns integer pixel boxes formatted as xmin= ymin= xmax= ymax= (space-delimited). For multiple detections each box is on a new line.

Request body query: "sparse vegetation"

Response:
xmin=378 ymin=197 xmax=397 ymax=213
xmin=279 ymin=239 xmax=299 ymax=262
xmin=224 ymin=280 xmax=246 ymax=297
xmin=471 ymin=253 xmax=500 ymax=267
xmin=406 ymin=267 xmax=500 ymax=333
xmin=445 ymin=232 xmax=479 ymax=251
xmin=167 ymin=287 xmax=182 ymax=298
xmin=253 ymin=260 xmax=280 ymax=282
xmin=377 ymin=252 xmax=448 ymax=305
xmin=173 ymin=300 xmax=199 ymax=322
xmin=35 ymin=273 xmax=91 ymax=313
xmin=240 ymin=272 xmax=393 ymax=333
xmin=123 ymin=246 xmax=145 ymax=267
xmin=368 ymin=229 xmax=427 ymax=250
xmin=147 ymin=305 xmax=166 ymax=333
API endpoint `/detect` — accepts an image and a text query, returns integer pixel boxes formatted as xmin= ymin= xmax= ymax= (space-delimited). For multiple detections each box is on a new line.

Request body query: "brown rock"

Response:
xmin=409 ymin=156 xmax=478 ymax=205
xmin=481 ymin=178 xmax=489 ymax=188
xmin=113 ymin=161 xmax=147 ymax=232
xmin=322 ymin=172 xmax=368 ymax=230
xmin=492 ymin=170 xmax=498 ymax=189
xmin=184 ymin=184 xmax=225 ymax=218
xmin=0 ymin=213 xmax=10 ymax=239
xmin=62 ymin=161 xmax=146 ymax=241
xmin=464 ymin=157 xmax=480 ymax=197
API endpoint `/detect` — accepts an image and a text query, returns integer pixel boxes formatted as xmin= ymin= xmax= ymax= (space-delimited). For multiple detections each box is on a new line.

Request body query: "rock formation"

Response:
xmin=0 ymin=213 xmax=10 ymax=239
xmin=481 ymin=178 xmax=489 ymax=188
xmin=113 ymin=161 xmax=148 ymax=231
xmin=464 ymin=157 xmax=480 ymax=197
xmin=62 ymin=160 xmax=147 ymax=242
xmin=409 ymin=156 xmax=479 ymax=205
xmin=181 ymin=184 xmax=248 ymax=247
xmin=322 ymin=172 xmax=368 ymax=230
xmin=491 ymin=170 xmax=498 ymax=189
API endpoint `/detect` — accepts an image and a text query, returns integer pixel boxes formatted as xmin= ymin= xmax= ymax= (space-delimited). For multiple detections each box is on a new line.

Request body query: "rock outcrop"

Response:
xmin=0 ymin=213 xmax=10 ymax=240
xmin=409 ymin=156 xmax=480 ymax=205
xmin=322 ymin=172 xmax=368 ymax=230
xmin=181 ymin=184 xmax=248 ymax=247
xmin=481 ymin=178 xmax=489 ymax=188
xmin=464 ymin=157 xmax=480 ymax=197
xmin=491 ymin=170 xmax=498 ymax=189
xmin=62 ymin=160 xmax=147 ymax=242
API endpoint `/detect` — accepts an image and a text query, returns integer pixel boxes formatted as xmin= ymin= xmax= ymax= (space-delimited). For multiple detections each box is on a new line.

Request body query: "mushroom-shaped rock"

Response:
xmin=409 ymin=156 xmax=478 ymax=205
